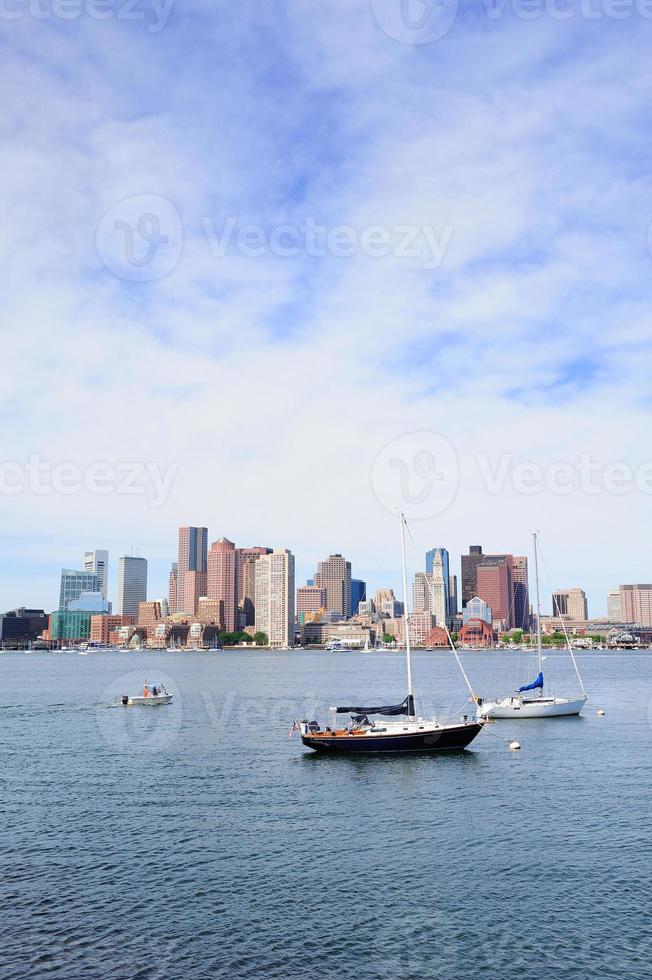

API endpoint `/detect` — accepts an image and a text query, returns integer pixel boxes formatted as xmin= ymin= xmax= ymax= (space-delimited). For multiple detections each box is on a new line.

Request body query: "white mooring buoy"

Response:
xmin=597 ymin=709 xmax=606 ymax=716
xmin=509 ymin=740 xmax=521 ymax=751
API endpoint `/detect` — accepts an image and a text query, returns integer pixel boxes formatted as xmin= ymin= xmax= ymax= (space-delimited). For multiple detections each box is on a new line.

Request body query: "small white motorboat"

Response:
xmin=120 ymin=684 xmax=172 ymax=706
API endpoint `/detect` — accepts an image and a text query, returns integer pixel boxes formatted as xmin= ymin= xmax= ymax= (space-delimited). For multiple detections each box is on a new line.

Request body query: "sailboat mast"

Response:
xmin=532 ymin=531 xmax=544 ymax=684
xmin=399 ymin=511 xmax=415 ymax=718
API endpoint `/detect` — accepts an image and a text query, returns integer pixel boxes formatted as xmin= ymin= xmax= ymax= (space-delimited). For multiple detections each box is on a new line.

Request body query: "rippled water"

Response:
xmin=1 ymin=649 xmax=651 ymax=979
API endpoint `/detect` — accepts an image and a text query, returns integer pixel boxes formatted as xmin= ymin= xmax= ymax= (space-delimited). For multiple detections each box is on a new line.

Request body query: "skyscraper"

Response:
xmin=607 ymin=589 xmax=622 ymax=622
xmin=59 ymin=569 xmax=99 ymax=611
xmin=255 ymin=549 xmax=295 ymax=647
xmin=207 ymin=538 xmax=237 ymax=632
xmin=83 ymin=550 xmax=109 ymax=601
xmin=168 ymin=563 xmax=178 ymax=615
xmin=351 ymin=579 xmax=366 ymax=616
xmin=476 ymin=561 xmax=513 ymax=629
xmin=116 ymin=556 xmax=147 ymax=618
xmin=177 ymin=527 xmax=208 ymax=615
xmin=552 ymin=589 xmax=588 ymax=620
xmin=512 ymin=556 xmax=530 ymax=630
xmin=235 ymin=547 xmax=272 ymax=625
xmin=426 ymin=548 xmax=450 ymax=616
xmin=313 ymin=554 xmax=352 ymax=617
xmin=461 ymin=546 xmax=520 ymax=628
xmin=618 ymin=585 xmax=652 ymax=626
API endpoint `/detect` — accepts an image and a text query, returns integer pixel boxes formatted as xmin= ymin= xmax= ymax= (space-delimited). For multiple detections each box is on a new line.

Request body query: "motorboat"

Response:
xmin=120 ymin=683 xmax=173 ymax=706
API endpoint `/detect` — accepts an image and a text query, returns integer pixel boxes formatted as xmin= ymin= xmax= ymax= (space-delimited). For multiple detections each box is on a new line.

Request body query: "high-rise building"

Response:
xmin=207 ymin=538 xmax=237 ymax=632
xmin=619 ymin=585 xmax=652 ymax=626
xmin=476 ymin=561 xmax=513 ymax=629
xmin=350 ymin=579 xmax=366 ymax=616
xmin=116 ymin=556 xmax=147 ymax=618
xmin=138 ymin=601 xmax=162 ymax=626
xmin=552 ymin=589 xmax=588 ymax=621
xmin=235 ymin=547 xmax=272 ymax=625
xmin=59 ymin=569 xmax=99 ymax=611
xmin=607 ymin=589 xmax=622 ymax=622
xmin=412 ymin=570 xmax=446 ymax=626
xmin=449 ymin=575 xmax=458 ymax=616
xmin=255 ymin=549 xmax=295 ymax=648
xmin=83 ymin=550 xmax=109 ymax=600
xmin=297 ymin=585 xmax=327 ymax=617
xmin=313 ymin=554 xmax=351 ymax=617
xmin=512 ymin=556 xmax=530 ymax=630
xmin=177 ymin=527 xmax=208 ymax=615
xmin=68 ymin=592 xmax=110 ymax=613
xmin=168 ymin=563 xmax=178 ymax=615
xmin=426 ymin=548 xmax=450 ymax=615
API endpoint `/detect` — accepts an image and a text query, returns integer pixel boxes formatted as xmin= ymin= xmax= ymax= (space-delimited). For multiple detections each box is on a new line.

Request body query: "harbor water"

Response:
xmin=2 ymin=650 xmax=651 ymax=979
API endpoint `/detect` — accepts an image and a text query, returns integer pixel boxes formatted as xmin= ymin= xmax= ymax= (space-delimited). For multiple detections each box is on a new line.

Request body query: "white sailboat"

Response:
xmin=477 ymin=532 xmax=587 ymax=720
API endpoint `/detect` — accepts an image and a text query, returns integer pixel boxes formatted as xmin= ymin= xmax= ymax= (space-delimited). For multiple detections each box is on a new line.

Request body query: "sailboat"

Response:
xmin=295 ymin=512 xmax=484 ymax=753
xmin=477 ymin=532 xmax=587 ymax=720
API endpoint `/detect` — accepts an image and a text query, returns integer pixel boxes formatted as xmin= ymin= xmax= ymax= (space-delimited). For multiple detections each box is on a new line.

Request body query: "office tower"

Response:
xmin=512 ymin=556 xmax=530 ymax=630
xmin=297 ymin=586 xmax=327 ymax=616
xmin=618 ymin=585 xmax=652 ymax=626
xmin=68 ymin=592 xmax=110 ymax=613
xmin=59 ymin=569 xmax=99 ymax=611
xmin=207 ymin=538 xmax=237 ymax=632
xmin=351 ymin=579 xmax=366 ymax=617
xmin=313 ymin=554 xmax=352 ymax=617
xmin=83 ymin=550 xmax=109 ymax=600
xmin=116 ymin=556 xmax=148 ymax=618
xmin=552 ymin=589 xmax=588 ymax=621
xmin=255 ymin=550 xmax=295 ymax=647
xmin=607 ymin=589 xmax=622 ymax=622
xmin=476 ymin=561 xmax=513 ymax=629
xmin=463 ymin=596 xmax=493 ymax=625
xmin=235 ymin=547 xmax=272 ymax=625
xmin=413 ymin=571 xmax=447 ymax=626
xmin=0 ymin=608 xmax=48 ymax=642
xmin=449 ymin=575 xmax=458 ymax=616
xmin=168 ymin=563 xmax=178 ymax=615
xmin=177 ymin=527 xmax=208 ymax=615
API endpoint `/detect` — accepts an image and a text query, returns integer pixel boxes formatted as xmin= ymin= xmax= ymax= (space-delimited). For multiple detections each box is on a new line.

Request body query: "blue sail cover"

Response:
xmin=519 ymin=672 xmax=544 ymax=693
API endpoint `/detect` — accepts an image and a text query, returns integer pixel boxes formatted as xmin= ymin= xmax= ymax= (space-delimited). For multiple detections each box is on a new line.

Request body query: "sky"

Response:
xmin=1 ymin=0 xmax=652 ymax=617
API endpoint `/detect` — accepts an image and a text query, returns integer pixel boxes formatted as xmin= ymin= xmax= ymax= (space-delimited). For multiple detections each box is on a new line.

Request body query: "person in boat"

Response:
xmin=143 ymin=683 xmax=149 ymax=698
xmin=151 ymin=685 xmax=158 ymax=696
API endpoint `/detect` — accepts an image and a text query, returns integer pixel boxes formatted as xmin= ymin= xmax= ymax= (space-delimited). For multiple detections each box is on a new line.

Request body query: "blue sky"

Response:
xmin=1 ymin=1 xmax=652 ymax=616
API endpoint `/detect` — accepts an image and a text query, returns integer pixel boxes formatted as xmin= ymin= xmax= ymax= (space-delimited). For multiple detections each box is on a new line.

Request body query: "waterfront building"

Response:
xmin=90 ymin=614 xmax=136 ymax=645
xmin=409 ymin=610 xmax=436 ymax=646
xmin=197 ymin=597 xmax=223 ymax=625
xmin=552 ymin=589 xmax=588 ymax=621
xmin=619 ymin=585 xmax=652 ymax=627
xmin=463 ymin=596 xmax=492 ymax=626
xmin=323 ymin=622 xmax=375 ymax=649
xmin=458 ymin=618 xmax=494 ymax=648
xmin=68 ymin=591 xmax=111 ymax=613
xmin=177 ymin=527 xmax=208 ymax=615
xmin=49 ymin=610 xmax=97 ymax=642
xmin=116 ymin=556 xmax=147 ymax=618
xmin=607 ymin=589 xmax=622 ymax=622
xmin=382 ymin=617 xmax=405 ymax=644
xmin=255 ymin=549 xmax=295 ymax=647
xmin=138 ymin=601 xmax=162 ymax=626
xmin=83 ymin=549 xmax=109 ymax=601
xmin=59 ymin=569 xmax=100 ymax=611
xmin=0 ymin=608 xmax=47 ymax=643
xmin=351 ymin=579 xmax=367 ymax=616
xmin=313 ymin=554 xmax=352 ymax=617
xmin=207 ymin=538 xmax=238 ymax=632
xmin=297 ymin=585 xmax=327 ymax=617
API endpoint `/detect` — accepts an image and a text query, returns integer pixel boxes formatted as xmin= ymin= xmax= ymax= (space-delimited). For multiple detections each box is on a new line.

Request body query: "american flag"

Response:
xmin=288 ymin=720 xmax=299 ymax=739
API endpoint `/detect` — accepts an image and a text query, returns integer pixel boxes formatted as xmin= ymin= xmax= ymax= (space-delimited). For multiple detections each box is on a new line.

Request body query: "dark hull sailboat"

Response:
xmin=294 ymin=515 xmax=486 ymax=757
